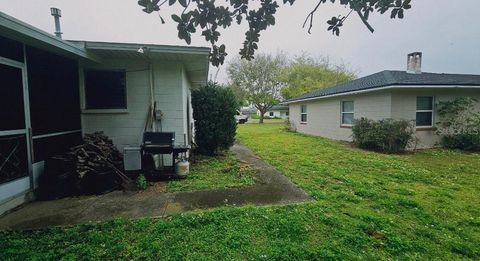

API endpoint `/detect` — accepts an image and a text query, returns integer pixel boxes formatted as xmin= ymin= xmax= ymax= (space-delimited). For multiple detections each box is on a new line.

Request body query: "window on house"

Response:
xmin=84 ymin=70 xmax=127 ymax=109
xmin=286 ymin=111 xmax=289 ymax=116
xmin=300 ymin=104 xmax=307 ymax=122
xmin=269 ymin=111 xmax=274 ymax=117
xmin=341 ymin=101 xmax=354 ymax=125
xmin=416 ymin=96 xmax=434 ymax=127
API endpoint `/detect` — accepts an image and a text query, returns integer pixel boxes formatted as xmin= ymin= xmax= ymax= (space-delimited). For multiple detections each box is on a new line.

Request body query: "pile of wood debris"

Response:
xmin=57 ymin=132 xmax=131 ymax=186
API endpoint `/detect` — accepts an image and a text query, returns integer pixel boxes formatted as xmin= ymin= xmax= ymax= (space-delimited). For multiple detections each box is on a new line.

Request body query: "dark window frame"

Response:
xmin=341 ymin=101 xmax=354 ymax=126
xmin=416 ymin=96 xmax=434 ymax=128
xmin=84 ymin=70 xmax=127 ymax=110
xmin=300 ymin=104 xmax=307 ymax=123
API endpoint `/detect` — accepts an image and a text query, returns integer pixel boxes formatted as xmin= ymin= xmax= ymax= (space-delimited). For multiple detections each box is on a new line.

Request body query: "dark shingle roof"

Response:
xmin=285 ymin=70 xmax=480 ymax=103
xmin=270 ymin=105 xmax=289 ymax=111
xmin=240 ymin=107 xmax=257 ymax=114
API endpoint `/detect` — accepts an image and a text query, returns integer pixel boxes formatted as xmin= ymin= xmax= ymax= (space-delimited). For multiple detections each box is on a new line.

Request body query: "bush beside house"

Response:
xmin=436 ymin=97 xmax=480 ymax=151
xmin=192 ymin=82 xmax=238 ymax=155
xmin=352 ymin=118 xmax=415 ymax=153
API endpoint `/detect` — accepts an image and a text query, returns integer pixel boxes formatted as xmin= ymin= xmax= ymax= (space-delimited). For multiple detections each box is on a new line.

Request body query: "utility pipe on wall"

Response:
xmin=149 ymin=62 xmax=156 ymax=131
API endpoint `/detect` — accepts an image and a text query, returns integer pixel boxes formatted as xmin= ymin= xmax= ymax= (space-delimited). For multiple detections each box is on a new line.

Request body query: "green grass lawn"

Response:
xmin=246 ymin=118 xmax=286 ymax=124
xmin=2 ymin=124 xmax=479 ymax=260
xmin=167 ymin=152 xmax=256 ymax=192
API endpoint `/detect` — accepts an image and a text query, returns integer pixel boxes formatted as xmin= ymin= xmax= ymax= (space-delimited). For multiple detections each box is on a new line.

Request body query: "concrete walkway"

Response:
xmin=0 ymin=144 xmax=311 ymax=230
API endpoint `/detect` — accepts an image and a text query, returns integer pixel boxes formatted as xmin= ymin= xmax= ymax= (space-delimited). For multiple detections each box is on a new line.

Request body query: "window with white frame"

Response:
xmin=416 ymin=96 xmax=434 ymax=127
xmin=269 ymin=111 xmax=274 ymax=117
xmin=341 ymin=101 xmax=354 ymax=125
xmin=300 ymin=104 xmax=307 ymax=123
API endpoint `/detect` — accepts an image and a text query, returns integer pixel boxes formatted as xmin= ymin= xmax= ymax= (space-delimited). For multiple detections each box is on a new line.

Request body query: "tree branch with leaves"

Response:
xmin=138 ymin=0 xmax=413 ymax=66
xmin=279 ymin=54 xmax=356 ymax=100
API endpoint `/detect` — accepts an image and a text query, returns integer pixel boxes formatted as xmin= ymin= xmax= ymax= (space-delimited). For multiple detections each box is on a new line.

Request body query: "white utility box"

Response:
xmin=124 ymin=146 xmax=142 ymax=171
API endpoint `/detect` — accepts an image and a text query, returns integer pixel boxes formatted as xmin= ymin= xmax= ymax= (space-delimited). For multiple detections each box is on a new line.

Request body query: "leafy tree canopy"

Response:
xmin=279 ymin=55 xmax=356 ymax=100
xmin=138 ymin=0 xmax=413 ymax=66
xmin=227 ymin=52 xmax=287 ymax=123
xmin=227 ymin=84 xmax=249 ymax=107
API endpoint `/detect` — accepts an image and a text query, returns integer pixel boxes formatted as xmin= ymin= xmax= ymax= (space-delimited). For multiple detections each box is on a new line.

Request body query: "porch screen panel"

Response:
xmin=0 ymin=135 xmax=28 ymax=184
xmin=33 ymin=132 xmax=83 ymax=162
xmin=0 ymin=63 xmax=25 ymax=130
xmin=26 ymin=46 xmax=82 ymax=162
xmin=26 ymin=46 xmax=81 ymax=136
xmin=0 ymin=35 xmax=24 ymax=63
xmin=0 ymin=63 xmax=28 ymax=184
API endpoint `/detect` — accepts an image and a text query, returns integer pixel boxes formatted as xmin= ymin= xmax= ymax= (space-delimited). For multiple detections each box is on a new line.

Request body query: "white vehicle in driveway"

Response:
xmin=235 ymin=111 xmax=249 ymax=124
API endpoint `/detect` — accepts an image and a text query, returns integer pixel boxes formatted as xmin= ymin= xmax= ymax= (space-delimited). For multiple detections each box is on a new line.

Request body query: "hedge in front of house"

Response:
xmin=436 ymin=97 xmax=480 ymax=151
xmin=192 ymin=82 xmax=238 ymax=155
xmin=352 ymin=118 xmax=415 ymax=153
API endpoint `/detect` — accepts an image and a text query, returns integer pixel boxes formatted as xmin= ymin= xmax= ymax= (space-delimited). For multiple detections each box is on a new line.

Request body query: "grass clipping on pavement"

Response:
xmin=167 ymin=152 xmax=256 ymax=192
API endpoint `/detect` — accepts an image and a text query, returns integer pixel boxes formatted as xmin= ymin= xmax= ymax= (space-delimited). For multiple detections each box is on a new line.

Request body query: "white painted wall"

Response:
xmin=181 ymin=66 xmax=194 ymax=145
xmin=391 ymin=88 xmax=480 ymax=148
xmin=289 ymin=88 xmax=480 ymax=149
xmin=266 ymin=110 xmax=288 ymax=119
xmin=80 ymin=59 xmax=191 ymax=166
xmin=289 ymin=90 xmax=392 ymax=141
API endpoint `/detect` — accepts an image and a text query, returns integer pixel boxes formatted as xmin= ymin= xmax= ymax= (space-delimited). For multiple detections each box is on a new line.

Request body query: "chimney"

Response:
xmin=407 ymin=52 xmax=422 ymax=74
xmin=50 ymin=7 xmax=62 ymax=38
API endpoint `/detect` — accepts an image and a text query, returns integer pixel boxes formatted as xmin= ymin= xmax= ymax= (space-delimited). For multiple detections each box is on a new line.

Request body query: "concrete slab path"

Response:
xmin=0 ymin=144 xmax=311 ymax=230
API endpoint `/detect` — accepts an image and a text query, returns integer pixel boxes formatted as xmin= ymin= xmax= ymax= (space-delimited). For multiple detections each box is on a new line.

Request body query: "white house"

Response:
xmin=240 ymin=106 xmax=258 ymax=117
xmin=0 ymin=11 xmax=209 ymax=214
xmin=284 ymin=53 xmax=480 ymax=149
xmin=266 ymin=105 xmax=289 ymax=119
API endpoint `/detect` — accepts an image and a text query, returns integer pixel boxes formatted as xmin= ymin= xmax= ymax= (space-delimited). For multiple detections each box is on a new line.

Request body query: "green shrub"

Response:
xmin=192 ymin=82 xmax=238 ymax=155
xmin=136 ymin=174 xmax=147 ymax=190
xmin=352 ymin=118 xmax=415 ymax=153
xmin=436 ymin=97 xmax=480 ymax=151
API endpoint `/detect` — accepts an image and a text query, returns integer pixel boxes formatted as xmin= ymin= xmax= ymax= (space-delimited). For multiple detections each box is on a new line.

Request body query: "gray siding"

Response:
xmin=290 ymin=91 xmax=392 ymax=141
xmin=266 ymin=110 xmax=289 ymax=119
xmin=290 ymin=87 xmax=480 ymax=149
xmin=391 ymin=88 xmax=480 ymax=148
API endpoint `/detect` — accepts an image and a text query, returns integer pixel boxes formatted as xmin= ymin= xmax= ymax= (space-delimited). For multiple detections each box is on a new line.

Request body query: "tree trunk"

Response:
xmin=259 ymin=110 xmax=266 ymax=124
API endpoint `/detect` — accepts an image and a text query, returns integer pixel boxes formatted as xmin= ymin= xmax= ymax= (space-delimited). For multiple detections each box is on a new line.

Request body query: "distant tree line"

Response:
xmin=227 ymin=52 xmax=356 ymax=123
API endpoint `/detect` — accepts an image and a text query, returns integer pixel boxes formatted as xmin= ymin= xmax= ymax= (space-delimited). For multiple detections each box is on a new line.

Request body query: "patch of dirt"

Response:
xmin=366 ymin=228 xmax=386 ymax=240
xmin=135 ymin=182 xmax=167 ymax=198
xmin=164 ymin=202 xmax=184 ymax=215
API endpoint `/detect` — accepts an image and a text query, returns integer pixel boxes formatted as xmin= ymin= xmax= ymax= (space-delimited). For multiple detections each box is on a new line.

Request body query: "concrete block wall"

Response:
xmin=289 ymin=90 xmax=392 ymax=141
xmin=289 ymin=88 xmax=480 ymax=149
xmin=391 ymin=88 xmax=480 ymax=148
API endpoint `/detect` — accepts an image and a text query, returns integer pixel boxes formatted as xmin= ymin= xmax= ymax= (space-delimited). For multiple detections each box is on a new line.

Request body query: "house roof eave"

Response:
xmin=0 ymin=11 xmax=101 ymax=62
xmin=282 ymin=84 xmax=480 ymax=105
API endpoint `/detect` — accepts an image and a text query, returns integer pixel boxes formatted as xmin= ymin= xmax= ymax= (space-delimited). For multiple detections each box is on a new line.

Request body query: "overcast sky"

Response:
xmin=1 ymin=0 xmax=479 ymax=83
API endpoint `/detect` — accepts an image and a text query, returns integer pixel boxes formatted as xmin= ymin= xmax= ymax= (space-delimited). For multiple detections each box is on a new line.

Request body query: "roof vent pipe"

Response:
xmin=407 ymin=52 xmax=422 ymax=74
xmin=50 ymin=7 xmax=62 ymax=38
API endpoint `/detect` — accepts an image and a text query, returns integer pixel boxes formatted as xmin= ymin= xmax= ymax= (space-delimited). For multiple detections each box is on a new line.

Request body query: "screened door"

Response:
xmin=0 ymin=61 xmax=30 ymax=189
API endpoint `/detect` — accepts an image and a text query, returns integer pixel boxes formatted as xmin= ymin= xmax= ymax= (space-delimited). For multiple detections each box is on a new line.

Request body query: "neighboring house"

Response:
xmin=0 ymin=11 xmax=209 ymax=214
xmin=284 ymin=53 xmax=480 ymax=149
xmin=240 ymin=106 xmax=257 ymax=118
xmin=266 ymin=105 xmax=289 ymax=119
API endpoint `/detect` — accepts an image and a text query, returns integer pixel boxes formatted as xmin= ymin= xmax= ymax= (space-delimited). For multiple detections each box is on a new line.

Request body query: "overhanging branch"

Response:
xmin=356 ymin=10 xmax=375 ymax=33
